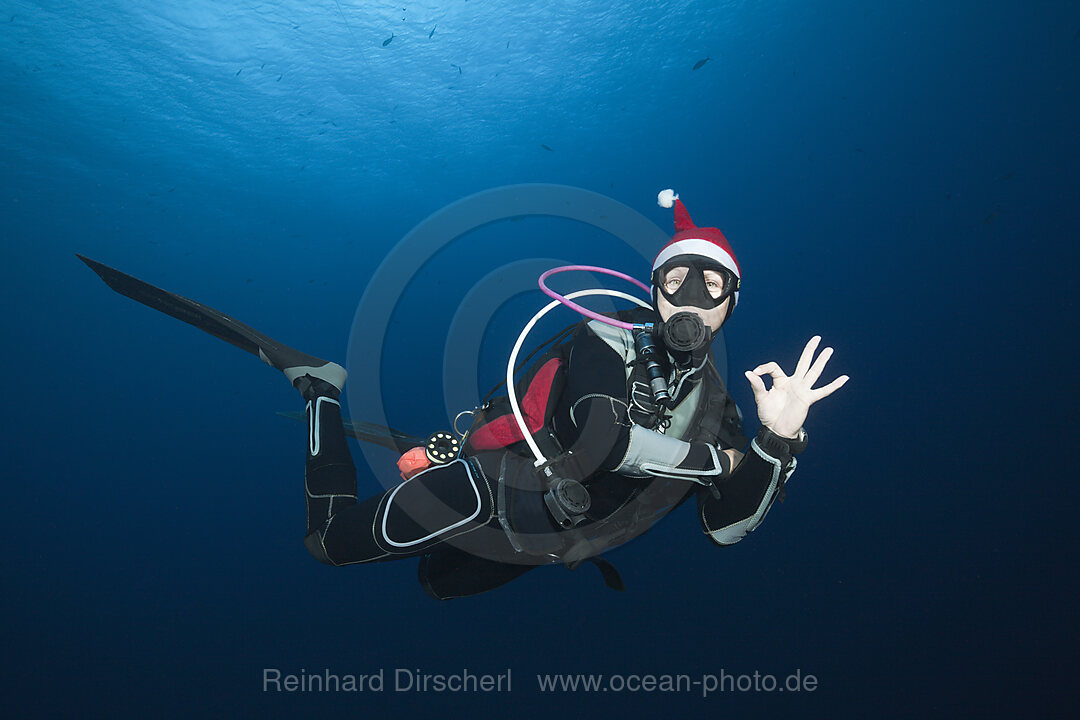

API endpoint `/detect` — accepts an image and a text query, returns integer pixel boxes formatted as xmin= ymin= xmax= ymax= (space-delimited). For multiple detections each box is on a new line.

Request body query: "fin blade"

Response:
xmin=78 ymin=254 xmax=270 ymax=357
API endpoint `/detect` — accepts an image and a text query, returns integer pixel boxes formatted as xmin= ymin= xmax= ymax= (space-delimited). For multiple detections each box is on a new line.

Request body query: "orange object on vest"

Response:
xmin=397 ymin=446 xmax=432 ymax=481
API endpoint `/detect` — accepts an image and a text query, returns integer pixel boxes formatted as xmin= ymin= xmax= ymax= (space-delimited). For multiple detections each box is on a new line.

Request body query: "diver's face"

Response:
xmin=655 ymin=265 xmax=731 ymax=333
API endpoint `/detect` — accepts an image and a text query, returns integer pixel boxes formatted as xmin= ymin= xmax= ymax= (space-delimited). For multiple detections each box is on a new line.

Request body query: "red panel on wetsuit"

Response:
xmin=468 ymin=358 xmax=563 ymax=450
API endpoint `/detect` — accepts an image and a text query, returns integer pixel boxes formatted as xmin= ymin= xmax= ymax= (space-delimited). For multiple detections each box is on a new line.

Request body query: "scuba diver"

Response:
xmin=79 ymin=189 xmax=848 ymax=599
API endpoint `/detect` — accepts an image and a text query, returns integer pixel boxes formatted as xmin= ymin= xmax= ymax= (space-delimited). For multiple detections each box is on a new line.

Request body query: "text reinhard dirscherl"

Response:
xmin=263 ymin=668 xmax=512 ymax=693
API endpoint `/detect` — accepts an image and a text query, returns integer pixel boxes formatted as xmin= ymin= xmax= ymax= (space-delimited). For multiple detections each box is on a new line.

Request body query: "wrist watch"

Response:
xmin=756 ymin=426 xmax=808 ymax=458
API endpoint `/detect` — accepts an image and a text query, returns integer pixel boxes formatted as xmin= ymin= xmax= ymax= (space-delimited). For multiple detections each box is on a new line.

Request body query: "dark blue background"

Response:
xmin=2 ymin=1 xmax=1077 ymax=717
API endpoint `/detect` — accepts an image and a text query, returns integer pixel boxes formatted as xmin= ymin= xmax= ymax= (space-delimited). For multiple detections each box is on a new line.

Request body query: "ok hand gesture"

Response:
xmin=744 ymin=336 xmax=849 ymax=439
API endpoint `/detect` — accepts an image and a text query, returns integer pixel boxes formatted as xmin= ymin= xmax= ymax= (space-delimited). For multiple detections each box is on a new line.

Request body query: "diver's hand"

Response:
xmin=744 ymin=336 xmax=849 ymax=439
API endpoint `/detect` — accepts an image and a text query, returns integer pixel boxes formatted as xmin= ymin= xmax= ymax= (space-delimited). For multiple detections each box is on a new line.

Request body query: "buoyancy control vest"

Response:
xmin=461 ymin=308 xmax=747 ymax=461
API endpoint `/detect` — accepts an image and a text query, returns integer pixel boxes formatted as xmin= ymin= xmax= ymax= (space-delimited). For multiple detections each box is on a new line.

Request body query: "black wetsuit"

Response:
xmin=300 ymin=310 xmax=797 ymax=599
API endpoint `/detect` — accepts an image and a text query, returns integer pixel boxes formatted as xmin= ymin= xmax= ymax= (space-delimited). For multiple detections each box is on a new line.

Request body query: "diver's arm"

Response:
xmin=554 ymin=328 xmax=738 ymax=484
xmin=695 ymin=431 xmax=797 ymax=547
xmin=561 ymin=327 xmax=740 ymax=482
xmin=551 ymin=329 xmax=639 ymax=479
xmin=609 ymin=424 xmax=735 ymax=480
xmin=694 ymin=336 xmax=847 ymax=546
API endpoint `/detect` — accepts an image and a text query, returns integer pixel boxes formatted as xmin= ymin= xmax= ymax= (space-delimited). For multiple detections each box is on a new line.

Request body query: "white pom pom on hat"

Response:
xmin=657 ymin=188 xmax=678 ymax=209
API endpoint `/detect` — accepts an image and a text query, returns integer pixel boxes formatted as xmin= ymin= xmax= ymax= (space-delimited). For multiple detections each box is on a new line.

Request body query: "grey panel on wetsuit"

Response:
xmin=585 ymin=319 xmax=634 ymax=370
xmin=612 ymin=424 xmax=723 ymax=484
xmin=379 ymin=459 xmax=493 ymax=549
xmin=663 ymin=380 xmax=703 ymax=439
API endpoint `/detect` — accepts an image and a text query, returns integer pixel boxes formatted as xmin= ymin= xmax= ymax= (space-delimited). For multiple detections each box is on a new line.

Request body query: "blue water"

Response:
xmin=2 ymin=1 xmax=1078 ymax=717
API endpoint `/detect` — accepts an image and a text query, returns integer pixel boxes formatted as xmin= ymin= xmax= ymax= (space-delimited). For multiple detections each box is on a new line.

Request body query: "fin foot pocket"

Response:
xmin=293 ymin=369 xmax=345 ymax=400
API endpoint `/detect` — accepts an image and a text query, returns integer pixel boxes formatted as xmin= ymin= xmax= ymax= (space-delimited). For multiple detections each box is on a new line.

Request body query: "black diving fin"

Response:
xmin=77 ymin=254 xmax=343 ymax=388
xmin=78 ymin=254 xmax=426 ymax=454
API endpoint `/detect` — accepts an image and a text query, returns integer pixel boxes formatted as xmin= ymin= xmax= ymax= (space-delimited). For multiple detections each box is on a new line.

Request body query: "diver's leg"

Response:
xmin=297 ymin=379 xmax=503 ymax=565
xmin=295 ymin=376 xmax=361 ymax=563
xmin=313 ymin=457 xmax=502 ymax=565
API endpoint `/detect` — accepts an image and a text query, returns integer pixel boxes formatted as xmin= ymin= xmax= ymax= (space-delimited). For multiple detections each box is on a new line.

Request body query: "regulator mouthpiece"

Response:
xmin=660 ymin=312 xmax=709 ymax=354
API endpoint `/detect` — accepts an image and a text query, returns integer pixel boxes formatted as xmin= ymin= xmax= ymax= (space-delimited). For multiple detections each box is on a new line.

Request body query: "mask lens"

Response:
xmin=662 ymin=266 xmax=689 ymax=285
xmin=655 ymin=259 xmax=733 ymax=310
xmin=702 ymin=269 xmax=727 ymax=299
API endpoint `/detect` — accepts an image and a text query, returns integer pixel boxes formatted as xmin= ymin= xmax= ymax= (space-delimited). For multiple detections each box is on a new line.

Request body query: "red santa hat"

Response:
xmin=654 ymin=189 xmax=741 ymax=306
